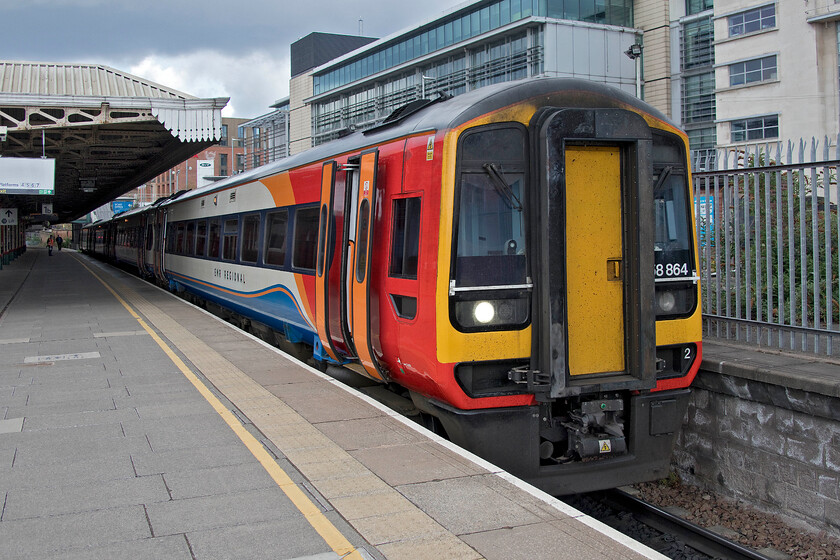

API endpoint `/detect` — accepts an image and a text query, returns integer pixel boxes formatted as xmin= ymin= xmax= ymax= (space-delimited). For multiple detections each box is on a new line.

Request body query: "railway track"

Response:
xmin=572 ymin=489 xmax=776 ymax=560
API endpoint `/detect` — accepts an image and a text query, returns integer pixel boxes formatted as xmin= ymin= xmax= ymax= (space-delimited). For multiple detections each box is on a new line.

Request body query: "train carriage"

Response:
xmin=83 ymin=77 xmax=701 ymax=495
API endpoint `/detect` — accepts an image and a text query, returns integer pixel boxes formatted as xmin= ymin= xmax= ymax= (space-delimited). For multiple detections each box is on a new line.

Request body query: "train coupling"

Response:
xmin=564 ymin=398 xmax=627 ymax=459
xmin=508 ymin=366 xmax=550 ymax=390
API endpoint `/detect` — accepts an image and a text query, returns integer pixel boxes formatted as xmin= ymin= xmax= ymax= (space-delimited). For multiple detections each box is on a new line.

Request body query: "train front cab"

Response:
xmin=426 ymin=103 xmax=702 ymax=495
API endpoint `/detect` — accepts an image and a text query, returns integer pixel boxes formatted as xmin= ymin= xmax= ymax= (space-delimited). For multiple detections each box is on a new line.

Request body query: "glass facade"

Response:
xmin=680 ymin=10 xmax=715 ymax=158
xmin=312 ymin=0 xmax=632 ymax=96
xmin=312 ymin=29 xmax=543 ymax=145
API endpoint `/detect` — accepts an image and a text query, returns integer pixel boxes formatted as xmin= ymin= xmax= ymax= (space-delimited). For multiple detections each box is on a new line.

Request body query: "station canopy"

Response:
xmin=0 ymin=61 xmax=228 ymax=223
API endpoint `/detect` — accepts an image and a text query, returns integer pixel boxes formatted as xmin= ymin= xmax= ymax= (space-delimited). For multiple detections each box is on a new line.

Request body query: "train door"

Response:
xmin=564 ymin=145 xmax=625 ymax=375
xmin=531 ymin=108 xmax=656 ymax=399
xmin=154 ymin=210 xmax=168 ymax=283
xmin=316 ymin=149 xmax=386 ymax=381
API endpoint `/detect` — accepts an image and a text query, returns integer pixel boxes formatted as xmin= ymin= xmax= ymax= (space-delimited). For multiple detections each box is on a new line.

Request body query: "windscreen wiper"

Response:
xmin=653 ymin=165 xmax=673 ymax=192
xmin=483 ymin=163 xmax=522 ymax=211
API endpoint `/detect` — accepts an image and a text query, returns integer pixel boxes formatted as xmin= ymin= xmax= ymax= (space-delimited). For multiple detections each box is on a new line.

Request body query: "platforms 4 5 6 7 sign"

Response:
xmin=0 ymin=208 xmax=18 ymax=226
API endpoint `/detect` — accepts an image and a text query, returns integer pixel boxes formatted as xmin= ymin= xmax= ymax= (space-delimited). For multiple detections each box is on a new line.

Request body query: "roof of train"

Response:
xmin=92 ymin=77 xmax=677 ymax=223
xmin=174 ymin=77 xmax=674 ymax=201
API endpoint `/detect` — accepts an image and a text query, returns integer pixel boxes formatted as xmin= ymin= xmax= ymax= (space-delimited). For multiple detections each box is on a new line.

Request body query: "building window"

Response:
xmin=220 ymin=124 xmax=228 ymax=147
xmin=729 ymin=5 xmax=775 ymax=37
xmin=730 ymin=115 xmax=779 ymax=142
xmin=729 ymin=55 xmax=777 ymax=86
xmin=682 ymin=17 xmax=714 ymax=70
xmin=220 ymin=153 xmax=228 ymax=176
xmin=686 ymin=0 xmax=713 ymax=15
xmin=682 ymin=72 xmax=716 ymax=124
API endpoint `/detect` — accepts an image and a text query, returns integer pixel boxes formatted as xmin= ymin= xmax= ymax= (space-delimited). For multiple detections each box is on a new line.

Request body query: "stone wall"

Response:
xmin=672 ymin=349 xmax=840 ymax=536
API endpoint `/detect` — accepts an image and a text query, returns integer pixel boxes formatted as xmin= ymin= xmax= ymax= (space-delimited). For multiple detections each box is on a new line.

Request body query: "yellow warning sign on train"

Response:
xmin=599 ymin=440 xmax=611 ymax=453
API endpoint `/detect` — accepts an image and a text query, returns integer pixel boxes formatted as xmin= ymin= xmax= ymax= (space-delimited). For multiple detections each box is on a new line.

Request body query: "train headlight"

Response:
xmin=474 ymin=301 xmax=495 ymax=324
xmin=657 ymin=290 xmax=676 ymax=313
xmin=654 ymin=283 xmax=697 ymax=318
xmin=452 ymin=294 xmax=530 ymax=331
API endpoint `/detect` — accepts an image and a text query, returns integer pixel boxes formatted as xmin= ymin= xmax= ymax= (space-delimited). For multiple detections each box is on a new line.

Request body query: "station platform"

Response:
xmin=0 ymin=249 xmax=664 ymax=560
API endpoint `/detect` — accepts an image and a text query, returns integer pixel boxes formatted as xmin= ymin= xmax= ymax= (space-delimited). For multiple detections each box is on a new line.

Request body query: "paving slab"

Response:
xmin=0 ymin=505 xmax=152 ymax=559
xmin=42 ymin=534 xmax=193 ymax=560
xmin=397 ymin=475 xmax=543 ymax=535
xmin=145 ymin=487 xmax=302 ymax=536
xmin=2 ymin=474 xmax=170 ymax=520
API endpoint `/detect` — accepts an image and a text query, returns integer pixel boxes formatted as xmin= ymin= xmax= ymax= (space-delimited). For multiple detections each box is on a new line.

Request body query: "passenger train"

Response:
xmin=83 ymin=78 xmax=702 ymax=494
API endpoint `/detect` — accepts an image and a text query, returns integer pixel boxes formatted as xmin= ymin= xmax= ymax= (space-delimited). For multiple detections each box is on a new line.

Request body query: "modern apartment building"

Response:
xmin=714 ymin=1 xmax=840 ymax=152
xmin=666 ymin=0 xmax=840 ymax=164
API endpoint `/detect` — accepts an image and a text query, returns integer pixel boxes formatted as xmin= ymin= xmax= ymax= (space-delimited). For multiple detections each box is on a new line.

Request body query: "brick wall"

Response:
xmin=673 ymin=366 xmax=840 ymax=536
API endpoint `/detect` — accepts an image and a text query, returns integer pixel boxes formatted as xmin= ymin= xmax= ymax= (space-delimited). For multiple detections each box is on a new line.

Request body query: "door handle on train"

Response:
xmin=607 ymin=258 xmax=622 ymax=281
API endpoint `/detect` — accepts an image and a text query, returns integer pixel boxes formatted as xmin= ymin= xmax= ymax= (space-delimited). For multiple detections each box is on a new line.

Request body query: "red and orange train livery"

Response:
xmin=83 ymin=77 xmax=702 ymax=494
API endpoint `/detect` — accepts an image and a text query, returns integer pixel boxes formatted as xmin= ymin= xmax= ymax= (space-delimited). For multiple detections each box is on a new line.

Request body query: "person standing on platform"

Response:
xmin=47 ymin=235 xmax=54 ymax=256
xmin=56 ymin=234 xmax=63 ymax=251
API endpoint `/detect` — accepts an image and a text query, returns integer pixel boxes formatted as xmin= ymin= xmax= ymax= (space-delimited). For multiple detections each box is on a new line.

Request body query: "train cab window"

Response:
xmin=389 ymin=197 xmax=421 ymax=279
xmin=264 ymin=210 xmax=289 ymax=267
xmin=292 ymin=206 xmax=319 ymax=271
xmin=451 ymin=124 xmax=530 ymax=331
xmin=208 ymin=219 xmax=221 ymax=258
xmin=195 ymin=220 xmax=207 ymax=257
xmin=241 ymin=214 xmax=260 ymax=263
xmin=222 ymin=218 xmax=239 ymax=261
xmin=185 ymin=222 xmax=196 ymax=256
xmin=653 ymin=132 xmax=697 ymax=318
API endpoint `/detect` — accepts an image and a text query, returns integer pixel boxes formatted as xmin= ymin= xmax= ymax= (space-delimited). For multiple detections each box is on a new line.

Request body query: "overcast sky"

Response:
xmin=2 ymin=0 xmax=463 ymax=117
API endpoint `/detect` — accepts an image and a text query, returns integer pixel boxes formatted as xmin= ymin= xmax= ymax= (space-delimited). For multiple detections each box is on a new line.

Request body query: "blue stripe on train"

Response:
xmin=170 ymin=273 xmax=317 ymax=346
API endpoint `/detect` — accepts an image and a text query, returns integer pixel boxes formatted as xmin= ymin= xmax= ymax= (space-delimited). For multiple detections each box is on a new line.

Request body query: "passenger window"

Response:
xmin=222 ymin=218 xmax=238 ymax=261
xmin=185 ymin=222 xmax=195 ymax=255
xmin=208 ymin=219 xmax=220 ymax=258
xmin=195 ymin=220 xmax=207 ymax=257
xmin=175 ymin=223 xmax=186 ymax=254
xmin=241 ymin=214 xmax=261 ymax=263
xmin=264 ymin=210 xmax=288 ymax=267
xmin=292 ymin=207 xmax=319 ymax=271
xmin=389 ymin=197 xmax=421 ymax=279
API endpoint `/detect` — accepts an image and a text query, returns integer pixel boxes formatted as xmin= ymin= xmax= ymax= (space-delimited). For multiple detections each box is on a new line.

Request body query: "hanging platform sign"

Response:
xmin=0 ymin=158 xmax=56 ymax=195
xmin=1 ymin=208 xmax=18 ymax=226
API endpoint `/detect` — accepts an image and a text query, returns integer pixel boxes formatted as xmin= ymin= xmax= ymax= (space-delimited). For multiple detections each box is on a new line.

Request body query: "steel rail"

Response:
xmin=601 ymin=489 xmax=774 ymax=560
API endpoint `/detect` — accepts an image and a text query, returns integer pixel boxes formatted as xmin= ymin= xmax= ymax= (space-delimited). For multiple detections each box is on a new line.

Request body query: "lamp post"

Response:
xmin=624 ymin=43 xmax=643 ymax=99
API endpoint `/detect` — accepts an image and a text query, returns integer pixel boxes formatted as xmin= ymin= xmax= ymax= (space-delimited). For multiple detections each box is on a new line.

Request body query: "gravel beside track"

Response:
xmin=633 ymin=479 xmax=840 ymax=560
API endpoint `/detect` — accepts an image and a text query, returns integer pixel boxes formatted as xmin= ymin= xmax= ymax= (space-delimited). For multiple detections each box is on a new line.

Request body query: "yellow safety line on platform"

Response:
xmin=77 ymin=257 xmax=363 ymax=560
